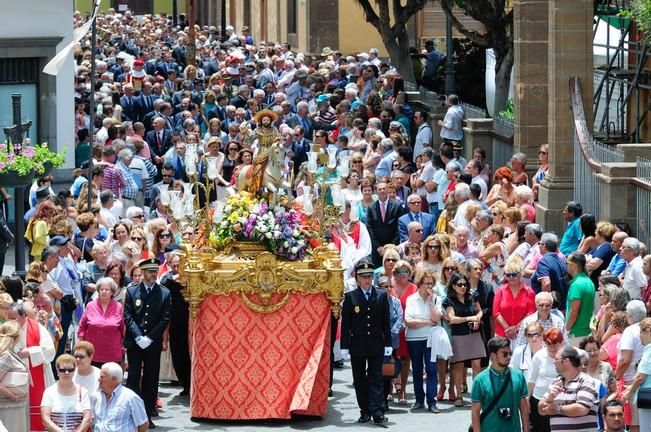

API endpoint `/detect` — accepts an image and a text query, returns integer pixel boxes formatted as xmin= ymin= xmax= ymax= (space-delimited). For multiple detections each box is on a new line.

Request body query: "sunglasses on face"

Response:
xmin=526 ymin=333 xmax=541 ymax=338
xmin=58 ymin=367 xmax=75 ymax=374
xmin=505 ymin=272 xmax=520 ymax=278
xmin=131 ymin=236 xmax=143 ymax=241
xmin=395 ymin=269 xmax=410 ymax=276
xmin=444 ymin=266 xmax=456 ymax=271
xmin=74 ymin=354 xmax=87 ymax=360
xmin=428 ymin=244 xmax=440 ymax=249
xmin=384 ymin=258 xmax=397 ymax=263
xmin=455 ymin=282 xmax=468 ymax=287
xmin=158 ymin=233 xmax=171 ymax=239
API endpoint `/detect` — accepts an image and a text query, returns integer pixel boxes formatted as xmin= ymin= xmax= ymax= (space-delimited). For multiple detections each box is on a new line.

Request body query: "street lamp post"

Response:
xmin=444 ymin=0 xmax=455 ymax=95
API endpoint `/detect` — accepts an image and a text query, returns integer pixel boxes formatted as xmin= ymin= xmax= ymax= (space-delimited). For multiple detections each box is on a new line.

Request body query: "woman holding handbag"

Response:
xmin=0 ymin=320 xmax=29 ymax=431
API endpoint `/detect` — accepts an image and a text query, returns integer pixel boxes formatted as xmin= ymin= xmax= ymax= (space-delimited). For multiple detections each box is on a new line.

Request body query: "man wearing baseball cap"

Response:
xmin=340 ymin=259 xmax=392 ymax=425
xmin=124 ymin=257 xmax=172 ymax=429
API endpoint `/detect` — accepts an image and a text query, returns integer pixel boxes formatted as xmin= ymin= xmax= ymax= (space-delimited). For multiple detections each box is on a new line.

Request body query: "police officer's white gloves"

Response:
xmin=340 ymin=349 xmax=349 ymax=359
xmin=384 ymin=347 xmax=392 ymax=356
xmin=136 ymin=335 xmax=153 ymax=349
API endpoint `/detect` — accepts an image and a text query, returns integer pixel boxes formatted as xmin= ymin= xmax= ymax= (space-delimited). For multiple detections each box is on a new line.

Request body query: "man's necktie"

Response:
xmin=365 ymin=291 xmax=370 ymax=302
xmin=415 ymin=213 xmax=421 ymax=223
xmin=380 ymin=201 xmax=386 ymax=222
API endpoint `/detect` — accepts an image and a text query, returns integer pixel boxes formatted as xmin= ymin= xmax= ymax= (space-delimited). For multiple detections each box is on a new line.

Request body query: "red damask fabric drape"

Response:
xmin=190 ymin=293 xmax=331 ymax=420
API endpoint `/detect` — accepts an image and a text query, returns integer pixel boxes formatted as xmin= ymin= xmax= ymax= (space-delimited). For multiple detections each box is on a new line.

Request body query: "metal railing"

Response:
xmin=419 ymin=86 xmax=440 ymax=107
xmin=570 ymin=77 xmax=625 ymax=220
xmin=462 ymin=102 xmax=487 ymax=120
xmin=633 ymin=157 xmax=651 ymax=245
xmin=404 ymin=81 xmax=419 ymax=92
xmin=493 ymin=116 xmax=514 ymax=138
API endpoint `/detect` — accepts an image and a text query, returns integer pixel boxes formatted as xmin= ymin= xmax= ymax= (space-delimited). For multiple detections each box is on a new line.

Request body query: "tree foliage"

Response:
xmin=440 ymin=0 xmax=514 ymax=114
xmin=355 ymin=0 xmax=429 ymax=83
xmin=628 ymin=1 xmax=651 ymax=40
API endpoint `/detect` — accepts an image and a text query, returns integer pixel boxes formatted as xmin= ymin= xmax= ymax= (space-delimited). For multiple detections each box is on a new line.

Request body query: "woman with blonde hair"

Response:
xmin=0 ymin=293 xmax=13 ymax=324
xmin=515 ymin=185 xmax=536 ymax=222
xmin=417 ymin=235 xmax=449 ymax=275
xmin=41 ymin=354 xmax=92 ymax=432
xmin=489 ymin=200 xmax=508 ymax=226
xmin=493 ymin=255 xmax=535 ymax=340
xmin=503 ymin=207 xmax=523 ymax=253
xmin=478 ymin=224 xmax=509 ymax=289
xmin=0 ymin=320 xmax=28 ymax=431
xmin=129 ymin=226 xmax=149 ymax=259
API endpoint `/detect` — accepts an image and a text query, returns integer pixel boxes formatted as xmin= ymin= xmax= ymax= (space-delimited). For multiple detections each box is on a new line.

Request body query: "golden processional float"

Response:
xmin=163 ymin=112 xmax=355 ymax=420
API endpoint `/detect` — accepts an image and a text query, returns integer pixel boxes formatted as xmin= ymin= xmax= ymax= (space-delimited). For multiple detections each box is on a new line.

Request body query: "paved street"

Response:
xmin=153 ymin=364 xmax=473 ymax=431
xmin=3 ymin=250 xmax=473 ymax=431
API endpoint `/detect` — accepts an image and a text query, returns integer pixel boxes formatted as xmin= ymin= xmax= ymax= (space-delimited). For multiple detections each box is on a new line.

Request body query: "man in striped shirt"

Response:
xmin=538 ymin=346 xmax=599 ymax=431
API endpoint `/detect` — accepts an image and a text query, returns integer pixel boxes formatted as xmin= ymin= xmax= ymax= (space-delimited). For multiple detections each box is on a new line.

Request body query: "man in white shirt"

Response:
xmin=451 ymin=183 xmax=473 ymax=230
xmin=465 ymin=159 xmax=488 ymax=201
xmin=99 ymin=190 xmax=119 ymax=230
xmin=413 ymin=111 xmax=432 ymax=163
xmin=620 ymin=237 xmax=647 ymax=300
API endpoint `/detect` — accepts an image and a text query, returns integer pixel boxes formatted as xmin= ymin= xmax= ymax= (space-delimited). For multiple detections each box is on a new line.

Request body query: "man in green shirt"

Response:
xmin=565 ymin=252 xmax=595 ymax=345
xmin=471 ymin=336 xmax=529 ymax=432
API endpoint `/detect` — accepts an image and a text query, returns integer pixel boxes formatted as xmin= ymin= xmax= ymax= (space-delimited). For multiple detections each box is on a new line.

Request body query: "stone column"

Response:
xmin=514 ymin=0 xmax=548 ymax=170
xmin=595 ymin=163 xmax=637 ymax=229
xmin=536 ymin=0 xmax=593 ymax=235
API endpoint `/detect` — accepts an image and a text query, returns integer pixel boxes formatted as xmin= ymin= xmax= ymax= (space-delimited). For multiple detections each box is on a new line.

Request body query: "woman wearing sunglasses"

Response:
xmin=442 ymin=272 xmax=486 ymax=407
xmin=493 ymin=255 xmax=535 ymax=342
xmin=391 ymin=260 xmax=418 ymax=405
xmin=41 ymin=354 xmax=92 ymax=432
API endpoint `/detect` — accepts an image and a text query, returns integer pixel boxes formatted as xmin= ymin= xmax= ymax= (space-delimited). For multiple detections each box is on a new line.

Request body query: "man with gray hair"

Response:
xmin=604 ymin=231 xmax=629 ymax=276
xmin=532 ymin=232 xmax=570 ymax=308
xmin=117 ymin=148 xmax=139 ymax=213
xmin=513 ymin=291 xmax=568 ymax=348
xmin=620 ymin=237 xmax=646 ymax=300
xmin=451 ymin=182 xmax=472 ymax=230
xmin=519 ymin=223 xmax=543 ymax=284
xmin=374 ymin=138 xmax=397 ymax=179
xmin=473 ymin=210 xmax=493 ymax=248
xmin=93 ymin=362 xmax=149 ymax=431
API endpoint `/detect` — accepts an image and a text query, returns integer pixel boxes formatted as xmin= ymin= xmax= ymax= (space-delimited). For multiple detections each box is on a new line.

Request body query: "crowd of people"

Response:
xmin=0 ymin=8 xmax=649 ymax=432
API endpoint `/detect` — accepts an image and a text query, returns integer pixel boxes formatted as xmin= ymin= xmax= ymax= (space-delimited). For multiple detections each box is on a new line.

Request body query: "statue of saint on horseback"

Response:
xmin=237 ymin=109 xmax=290 ymax=206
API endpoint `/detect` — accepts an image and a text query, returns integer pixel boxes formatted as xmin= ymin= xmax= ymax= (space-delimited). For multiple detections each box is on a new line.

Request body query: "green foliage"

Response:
xmin=631 ymin=0 xmax=651 ymax=40
xmin=499 ymin=98 xmax=515 ymax=121
xmin=0 ymin=142 xmax=66 ymax=175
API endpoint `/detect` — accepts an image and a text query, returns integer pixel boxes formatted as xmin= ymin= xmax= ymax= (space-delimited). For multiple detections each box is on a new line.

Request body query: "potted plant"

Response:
xmin=30 ymin=141 xmax=65 ymax=175
xmin=0 ymin=140 xmax=65 ymax=187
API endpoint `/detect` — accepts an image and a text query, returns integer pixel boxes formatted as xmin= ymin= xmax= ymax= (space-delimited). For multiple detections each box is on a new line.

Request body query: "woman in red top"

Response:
xmin=492 ymin=255 xmax=535 ymax=340
xmin=391 ymin=259 xmax=418 ymax=405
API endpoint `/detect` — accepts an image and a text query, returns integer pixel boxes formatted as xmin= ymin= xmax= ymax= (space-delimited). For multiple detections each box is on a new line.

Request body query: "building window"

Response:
xmin=243 ymin=0 xmax=251 ymax=27
xmin=287 ymin=0 xmax=297 ymax=34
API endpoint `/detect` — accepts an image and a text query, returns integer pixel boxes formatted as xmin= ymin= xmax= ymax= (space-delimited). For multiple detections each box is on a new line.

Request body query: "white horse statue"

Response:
xmin=237 ymin=142 xmax=291 ymax=206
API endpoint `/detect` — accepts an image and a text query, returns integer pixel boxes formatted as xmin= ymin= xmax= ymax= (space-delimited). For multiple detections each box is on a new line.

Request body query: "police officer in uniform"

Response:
xmin=124 ymin=258 xmax=172 ymax=429
xmin=340 ymin=259 xmax=392 ymax=424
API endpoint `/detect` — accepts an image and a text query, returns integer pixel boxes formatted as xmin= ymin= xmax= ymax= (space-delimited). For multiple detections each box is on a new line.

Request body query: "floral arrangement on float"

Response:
xmin=208 ymin=191 xmax=321 ymax=261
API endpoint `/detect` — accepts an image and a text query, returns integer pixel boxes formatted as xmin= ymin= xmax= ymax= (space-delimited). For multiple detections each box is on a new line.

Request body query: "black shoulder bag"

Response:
xmin=468 ymin=370 xmax=512 ymax=432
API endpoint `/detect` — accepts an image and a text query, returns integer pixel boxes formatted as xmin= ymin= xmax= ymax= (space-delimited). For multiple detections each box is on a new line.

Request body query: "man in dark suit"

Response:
xmin=398 ymin=194 xmax=435 ymax=243
xmin=340 ymin=260 xmax=392 ymax=425
xmin=124 ymin=258 xmax=172 ymax=429
xmin=120 ymin=83 xmax=138 ymax=122
xmin=286 ymin=101 xmax=315 ymax=139
xmin=159 ymin=251 xmax=191 ymax=397
xmin=135 ymin=82 xmax=157 ymax=124
xmin=366 ymin=181 xmax=404 ymax=267
xmin=146 ymin=117 xmax=173 ymax=170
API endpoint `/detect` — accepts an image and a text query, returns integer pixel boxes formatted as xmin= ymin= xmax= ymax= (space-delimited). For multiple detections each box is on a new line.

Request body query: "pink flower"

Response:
xmin=23 ymin=146 xmax=35 ymax=158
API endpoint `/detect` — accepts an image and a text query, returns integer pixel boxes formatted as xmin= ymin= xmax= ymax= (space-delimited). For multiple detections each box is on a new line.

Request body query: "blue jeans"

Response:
xmin=407 ymin=339 xmax=438 ymax=407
